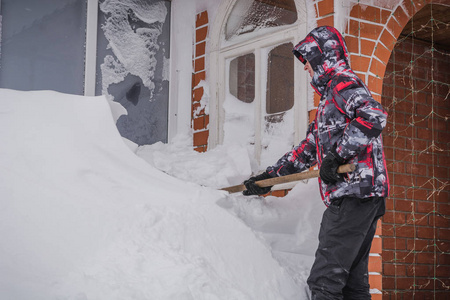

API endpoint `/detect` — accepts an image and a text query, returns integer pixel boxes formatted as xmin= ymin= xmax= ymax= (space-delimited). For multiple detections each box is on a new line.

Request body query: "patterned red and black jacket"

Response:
xmin=267 ymin=26 xmax=390 ymax=206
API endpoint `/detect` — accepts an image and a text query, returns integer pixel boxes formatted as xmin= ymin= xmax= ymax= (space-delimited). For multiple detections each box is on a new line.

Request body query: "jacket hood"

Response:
xmin=292 ymin=26 xmax=350 ymax=94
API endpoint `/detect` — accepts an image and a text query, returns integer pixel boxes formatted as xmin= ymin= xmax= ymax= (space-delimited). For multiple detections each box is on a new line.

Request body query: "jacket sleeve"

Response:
xmin=332 ymin=79 xmax=388 ymax=160
xmin=266 ymin=121 xmax=318 ymax=177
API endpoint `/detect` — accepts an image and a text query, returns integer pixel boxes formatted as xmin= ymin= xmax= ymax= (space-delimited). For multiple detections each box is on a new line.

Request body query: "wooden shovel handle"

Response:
xmin=221 ymin=164 xmax=356 ymax=194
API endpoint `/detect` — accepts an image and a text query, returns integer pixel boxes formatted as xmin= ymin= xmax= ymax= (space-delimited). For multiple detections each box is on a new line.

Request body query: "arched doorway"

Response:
xmin=208 ymin=0 xmax=309 ymax=170
xmin=381 ymin=3 xmax=450 ymax=298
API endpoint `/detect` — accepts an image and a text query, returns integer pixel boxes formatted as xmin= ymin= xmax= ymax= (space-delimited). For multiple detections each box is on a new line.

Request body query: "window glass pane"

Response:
xmin=0 ymin=0 xmax=87 ymax=94
xmin=95 ymin=0 xmax=171 ymax=145
xmin=229 ymin=53 xmax=255 ymax=103
xmin=223 ymin=53 xmax=256 ymax=152
xmin=260 ymin=42 xmax=295 ymax=168
xmin=266 ymin=42 xmax=294 ymax=115
xmin=226 ymin=0 xmax=297 ymax=40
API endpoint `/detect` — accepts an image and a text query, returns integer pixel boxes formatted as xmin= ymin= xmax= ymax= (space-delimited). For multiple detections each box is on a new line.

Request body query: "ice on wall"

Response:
xmin=97 ymin=0 xmax=170 ymax=145
xmin=100 ymin=0 xmax=167 ymax=96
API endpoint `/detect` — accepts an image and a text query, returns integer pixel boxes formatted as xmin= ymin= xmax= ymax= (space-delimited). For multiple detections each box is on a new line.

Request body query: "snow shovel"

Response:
xmin=221 ymin=164 xmax=356 ymax=194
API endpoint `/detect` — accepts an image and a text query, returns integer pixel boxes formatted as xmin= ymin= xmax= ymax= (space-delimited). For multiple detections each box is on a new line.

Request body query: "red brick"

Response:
xmin=309 ymin=109 xmax=317 ymax=124
xmin=368 ymin=75 xmax=383 ymax=94
xmin=415 ymin=176 xmax=434 ymax=190
xmin=194 ymin=146 xmax=206 ymax=153
xmin=407 ymin=213 xmax=429 ymax=226
xmin=371 ymin=237 xmax=383 ymax=253
xmin=416 ymin=200 xmax=435 ymax=213
xmin=372 ymin=93 xmax=381 ymax=103
xmin=193 ymin=116 xmax=207 ymax=131
xmin=381 ymin=9 xmax=391 ymax=24
xmin=417 ymin=227 xmax=436 ymax=239
xmin=359 ymin=21 xmax=384 ymax=41
xmin=407 ymin=264 xmax=432 ymax=277
xmin=395 ymin=250 xmax=415 ymax=263
xmin=374 ymin=42 xmax=392 ymax=65
xmin=370 ymin=292 xmax=382 ymax=300
xmin=393 ymin=5 xmax=410 ymax=28
xmin=382 ymin=275 xmax=396 ymax=289
xmin=383 ymin=211 xmax=407 ymax=224
xmin=382 ymin=223 xmax=395 ymax=237
xmin=402 ymin=0 xmax=415 ymax=18
xmin=194 ymin=56 xmax=205 ymax=73
xmin=314 ymin=92 xmax=321 ymax=106
xmin=375 ymin=219 xmax=382 ymax=235
xmin=431 ymin=214 xmax=450 ymax=228
xmin=345 ymin=35 xmax=359 ymax=53
xmin=317 ymin=15 xmax=334 ymax=27
xmin=196 ymin=11 xmax=208 ymax=28
xmin=193 ymin=71 xmax=205 ymax=88
xmin=417 ymin=252 xmax=436 ymax=264
xmin=350 ymin=54 xmax=371 ymax=72
xmin=407 ymin=238 xmax=432 ymax=251
xmin=396 ymin=225 xmax=415 ymax=238
xmin=192 ymin=87 xmax=204 ymax=102
xmin=361 ymin=39 xmax=375 ymax=56
xmin=195 ymin=26 xmax=208 ymax=43
xmin=383 ymin=237 xmax=407 ymax=250
xmin=370 ymin=58 xmax=386 ymax=78
xmin=270 ymin=190 xmax=286 ymax=197
xmin=436 ymin=265 xmax=450 ymax=278
xmin=369 ymin=255 xmax=382 ymax=272
xmin=350 ymin=4 xmax=382 ymax=23
xmin=193 ymin=130 xmax=209 ymax=147
xmin=438 ymin=228 xmax=450 ymax=240
xmin=387 ymin=17 xmax=403 ymax=39
xmin=369 ymin=273 xmax=382 ymax=290
xmin=317 ymin=0 xmax=334 ymax=16
xmin=383 ymin=262 xmax=406 ymax=276
xmin=394 ymin=200 xmax=413 ymax=213
xmin=195 ymin=41 xmax=206 ymax=58
xmin=380 ymin=29 xmax=397 ymax=51
xmin=439 ymin=203 xmax=450 ymax=215
xmin=439 ymin=253 xmax=450 ymax=265
xmin=396 ymin=276 xmax=415 ymax=290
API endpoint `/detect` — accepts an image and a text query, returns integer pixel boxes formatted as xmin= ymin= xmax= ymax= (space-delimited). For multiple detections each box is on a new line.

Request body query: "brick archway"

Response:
xmin=341 ymin=1 xmax=449 ymax=298
xmin=344 ymin=0 xmax=444 ymax=100
xmin=377 ymin=2 xmax=450 ymax=299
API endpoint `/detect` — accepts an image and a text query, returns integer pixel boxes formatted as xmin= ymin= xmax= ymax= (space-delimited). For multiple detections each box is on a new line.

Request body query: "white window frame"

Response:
xmin=84 ymin=0 xmax=99 ymax=97
xmin=208 ymin=0 xmax=309 ymax=164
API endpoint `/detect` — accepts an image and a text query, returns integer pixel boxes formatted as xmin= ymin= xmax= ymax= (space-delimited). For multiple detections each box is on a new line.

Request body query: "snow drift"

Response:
xmin=0 ymin=89 xmax=324 ymax=299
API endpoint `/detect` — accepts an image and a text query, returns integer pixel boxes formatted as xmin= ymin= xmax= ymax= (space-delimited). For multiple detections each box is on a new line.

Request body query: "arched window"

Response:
xmin=225 ymin=0 xmax=298 ymax=39
xmin=210 ymin=0 xmax=308 ymax=170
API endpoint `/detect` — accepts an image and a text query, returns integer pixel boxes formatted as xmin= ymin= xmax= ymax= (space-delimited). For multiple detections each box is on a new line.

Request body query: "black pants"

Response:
xmin=307 ymin=196 xmax=385 ymax=300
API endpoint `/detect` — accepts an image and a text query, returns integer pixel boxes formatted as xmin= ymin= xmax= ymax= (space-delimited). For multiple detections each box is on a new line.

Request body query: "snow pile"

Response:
xmin=0 ymin=89 xmax=324 ymax=300
xmin=136 ymin=134 xmax=252 ymax=188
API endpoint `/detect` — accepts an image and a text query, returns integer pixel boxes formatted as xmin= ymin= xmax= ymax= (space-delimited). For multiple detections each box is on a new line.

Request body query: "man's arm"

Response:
xmin=332 ymin=79 xmax=388 ymax=160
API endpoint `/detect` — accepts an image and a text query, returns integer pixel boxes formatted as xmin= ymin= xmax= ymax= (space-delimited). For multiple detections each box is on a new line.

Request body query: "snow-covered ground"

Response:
xmin=0 ymin=89 xmax=325 ymax=300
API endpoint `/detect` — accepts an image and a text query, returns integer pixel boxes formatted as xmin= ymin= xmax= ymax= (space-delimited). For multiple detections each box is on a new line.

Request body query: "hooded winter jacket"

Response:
xmin=266 ymin=26 xmax=389 ymax=206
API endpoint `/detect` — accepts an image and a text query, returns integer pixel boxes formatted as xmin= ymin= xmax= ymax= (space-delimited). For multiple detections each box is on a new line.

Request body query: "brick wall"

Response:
xmin=341 ymin=1 xmax=450 ymax=298
xmin=381 ymin=35 xmax=450 ymax=300
xmin=192 ymin=11 xmax=209 ymax=152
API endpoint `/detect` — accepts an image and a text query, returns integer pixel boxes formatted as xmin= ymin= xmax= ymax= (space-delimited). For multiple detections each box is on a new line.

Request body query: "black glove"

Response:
xmin=242 ymin=171 xmax=272 ymax=196
xmin=320 ymin=147 xmax=345 ymax=185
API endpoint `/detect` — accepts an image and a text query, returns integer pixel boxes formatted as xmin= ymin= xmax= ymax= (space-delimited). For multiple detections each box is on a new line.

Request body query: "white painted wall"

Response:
xmin=168 ymin=0 xmax=223 ymax=143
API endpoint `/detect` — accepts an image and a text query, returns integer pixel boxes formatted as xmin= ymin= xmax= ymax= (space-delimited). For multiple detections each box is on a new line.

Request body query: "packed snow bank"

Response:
xmin=136 ymin=134 xmax=252 ymax=188
xmin=0 ymin=89 xmax=324 ymax=300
